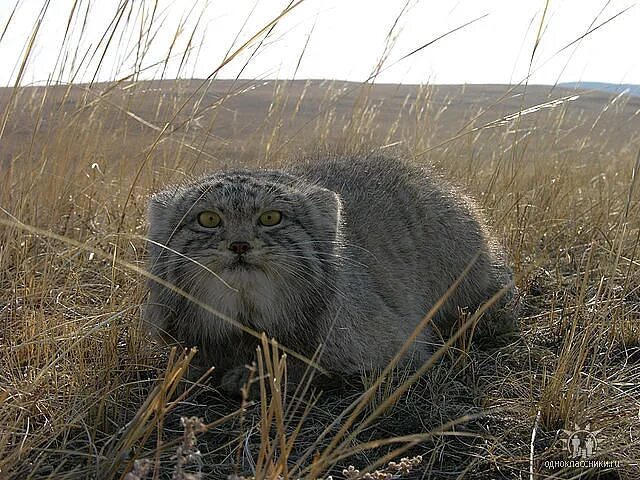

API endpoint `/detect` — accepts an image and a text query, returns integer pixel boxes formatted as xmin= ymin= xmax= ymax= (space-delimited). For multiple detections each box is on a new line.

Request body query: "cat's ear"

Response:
xmin=146 ymin=189 xmax=178 ymax=261
xmin=306 ymin=185 xmax=343 ymax=240
xmin=149 ymin=189 xmax=174 ymax=209
xmin=147 ymin=189 xmax=175 ymax=226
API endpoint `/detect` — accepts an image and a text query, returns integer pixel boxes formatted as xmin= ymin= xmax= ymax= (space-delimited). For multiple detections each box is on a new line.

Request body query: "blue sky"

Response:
xmin=1 ymin=0 xmax=638 ymax=86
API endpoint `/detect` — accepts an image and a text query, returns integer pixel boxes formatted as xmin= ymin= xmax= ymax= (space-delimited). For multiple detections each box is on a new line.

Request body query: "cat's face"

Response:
xmin=146 ymin=170 xmax=342 ymax=329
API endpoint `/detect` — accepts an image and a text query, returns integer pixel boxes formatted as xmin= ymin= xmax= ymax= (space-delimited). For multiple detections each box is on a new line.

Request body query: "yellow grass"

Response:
xmin=1 ymin=1 xmax=639 ymax=479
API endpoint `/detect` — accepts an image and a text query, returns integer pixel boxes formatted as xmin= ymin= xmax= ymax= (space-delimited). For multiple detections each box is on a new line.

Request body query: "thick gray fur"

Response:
xmin=144 ymin=154 xmax=518 ymax=390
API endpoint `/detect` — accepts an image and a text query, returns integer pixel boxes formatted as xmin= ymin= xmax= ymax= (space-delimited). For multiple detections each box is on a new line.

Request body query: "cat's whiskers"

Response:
xmin=265 ymin=264 xmax=339 ymax=324
xmin=270 ymin=250 xmax=367 ymax=269
xmin=145 ymin=237 xmax=236 ymax=291
xmin=270 ymin=256 xmax=350 ymax=303
xmin=170 ymin=267 xmax=211 ymax=295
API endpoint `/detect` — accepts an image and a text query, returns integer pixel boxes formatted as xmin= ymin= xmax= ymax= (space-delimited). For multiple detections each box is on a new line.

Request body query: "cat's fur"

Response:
xmin=144 ymin=154 xmax=518 ymax=392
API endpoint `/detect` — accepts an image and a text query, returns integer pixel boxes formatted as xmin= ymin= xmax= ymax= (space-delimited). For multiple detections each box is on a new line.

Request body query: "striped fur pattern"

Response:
xmin=144 ymin=155 xmax=518 ymax=390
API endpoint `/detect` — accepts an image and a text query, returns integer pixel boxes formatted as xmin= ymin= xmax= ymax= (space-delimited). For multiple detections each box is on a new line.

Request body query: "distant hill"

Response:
xmin=559 ymin=81 xmax=640 ymax=97
xmin=2 ymin=80 xmax=640 ymax=169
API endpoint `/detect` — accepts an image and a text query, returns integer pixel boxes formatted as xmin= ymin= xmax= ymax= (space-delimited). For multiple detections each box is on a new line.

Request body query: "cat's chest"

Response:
xmin=200 ymin=269 xmax=279 ymax=328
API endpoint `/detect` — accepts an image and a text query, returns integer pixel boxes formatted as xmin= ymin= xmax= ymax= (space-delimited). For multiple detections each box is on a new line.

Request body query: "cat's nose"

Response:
xmin=229 ymin=241 xmax=251 ymax=255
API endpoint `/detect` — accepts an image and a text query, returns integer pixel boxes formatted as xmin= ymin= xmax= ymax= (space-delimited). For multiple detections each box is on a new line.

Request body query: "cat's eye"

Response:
xmin=197 ymin=211 xmax=221 ymax=228
xmin=258 ymin=210 xmax=282 ymax=226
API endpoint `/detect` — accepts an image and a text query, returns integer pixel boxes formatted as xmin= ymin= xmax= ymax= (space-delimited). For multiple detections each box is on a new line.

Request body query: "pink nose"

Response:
xmin=229 ymin=241 xmax=251 ymax=255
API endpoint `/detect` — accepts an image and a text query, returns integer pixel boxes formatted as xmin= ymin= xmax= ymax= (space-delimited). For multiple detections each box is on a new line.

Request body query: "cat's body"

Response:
xmin=145 ymin=155 xmax=518 ymax=391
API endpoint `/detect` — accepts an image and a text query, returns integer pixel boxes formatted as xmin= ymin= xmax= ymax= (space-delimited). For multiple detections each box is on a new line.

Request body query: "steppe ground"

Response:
xmin=1 ymin=79 xmax=640 ymax=479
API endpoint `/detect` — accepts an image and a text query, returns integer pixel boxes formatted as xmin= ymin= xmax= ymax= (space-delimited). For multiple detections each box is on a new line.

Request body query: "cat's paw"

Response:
xmin=219 ymin=365 xmax=257 ymax=398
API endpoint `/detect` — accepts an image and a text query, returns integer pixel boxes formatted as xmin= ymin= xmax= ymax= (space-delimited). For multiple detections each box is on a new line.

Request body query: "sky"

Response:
xmin=0 ymin=0 xmax=639 ymax=86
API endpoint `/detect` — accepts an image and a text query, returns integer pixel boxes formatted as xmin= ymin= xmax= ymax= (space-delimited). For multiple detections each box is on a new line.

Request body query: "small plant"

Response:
xmin=172 ymin=416 xmax=208 ymax=480
xmin=342 ymin=455 xmax=423 ymax=480
xmin=1 ymin=1 xmax=639 ymax=478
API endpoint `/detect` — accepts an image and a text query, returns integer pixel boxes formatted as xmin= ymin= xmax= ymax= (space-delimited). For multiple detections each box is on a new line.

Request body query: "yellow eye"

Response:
xmin=258 ymin=210 xmax=282 ymax=226
xmin=197 ymin=211 xmax=221 ymax=228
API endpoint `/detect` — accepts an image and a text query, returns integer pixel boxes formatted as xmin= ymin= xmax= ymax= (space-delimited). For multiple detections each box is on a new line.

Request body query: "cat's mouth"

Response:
xmin=225 ymin=255 xmax=260 ymax=271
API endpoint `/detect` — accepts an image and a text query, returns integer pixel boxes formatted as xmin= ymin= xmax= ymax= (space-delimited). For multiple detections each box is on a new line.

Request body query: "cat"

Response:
xmin=144 ymin=154 xmax=519 ymax=394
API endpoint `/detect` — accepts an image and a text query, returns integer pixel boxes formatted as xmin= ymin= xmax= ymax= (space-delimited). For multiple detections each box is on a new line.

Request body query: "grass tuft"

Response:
xmin=1 ymin=1 xmax=639 ymax=479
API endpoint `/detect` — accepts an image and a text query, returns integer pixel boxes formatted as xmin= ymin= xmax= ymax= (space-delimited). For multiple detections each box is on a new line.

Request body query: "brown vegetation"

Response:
xmin=1 ymin=2 xmax=639 ymax=479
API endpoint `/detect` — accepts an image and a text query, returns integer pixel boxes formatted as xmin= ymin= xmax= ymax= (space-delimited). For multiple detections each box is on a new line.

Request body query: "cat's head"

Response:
xmin=146 ymin=169 xmax=343 ymax=329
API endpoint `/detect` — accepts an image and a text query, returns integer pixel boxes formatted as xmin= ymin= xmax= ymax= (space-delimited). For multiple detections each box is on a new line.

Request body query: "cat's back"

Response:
xmin=290 ymin=153 xmax=421 ymax=203
xmin=289 ymin=154 xmax=435 ymax=234
xmin=289 ymin=154 xmax=496 ymax=317
xmin=288 ymin=154 xmax=484 ymax=253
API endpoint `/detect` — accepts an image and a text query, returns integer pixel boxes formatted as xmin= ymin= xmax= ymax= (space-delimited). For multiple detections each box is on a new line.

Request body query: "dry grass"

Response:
xmin=1 ymin=1 xmax=640 ymax=479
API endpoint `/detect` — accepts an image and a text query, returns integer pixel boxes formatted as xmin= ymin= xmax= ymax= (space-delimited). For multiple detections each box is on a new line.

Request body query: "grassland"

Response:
xmin=1 ymin=2 xmax=640 ymax=477
xmin=1 ymin=76 xmax=639 ymax=479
